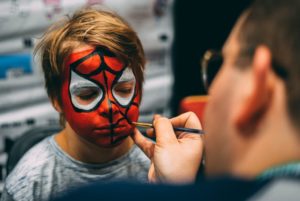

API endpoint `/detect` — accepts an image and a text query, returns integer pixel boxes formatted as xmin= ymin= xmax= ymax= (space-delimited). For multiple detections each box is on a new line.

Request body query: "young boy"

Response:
xmin=1 ymin=6 xmax=150 ymax=201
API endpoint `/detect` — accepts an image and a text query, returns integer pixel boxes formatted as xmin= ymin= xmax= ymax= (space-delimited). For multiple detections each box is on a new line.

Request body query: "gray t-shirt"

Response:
xmin=1 ymin=135 xmax=150 ymax=201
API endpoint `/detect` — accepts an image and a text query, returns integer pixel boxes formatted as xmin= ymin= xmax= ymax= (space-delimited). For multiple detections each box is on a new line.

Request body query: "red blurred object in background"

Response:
xmin=178 ymin=95 xmax=208 ymax=127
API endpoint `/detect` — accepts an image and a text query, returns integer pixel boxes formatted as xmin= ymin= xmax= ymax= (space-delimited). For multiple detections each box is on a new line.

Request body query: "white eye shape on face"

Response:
xmin=112 ymin=68 xmax=136 ymax=107
xmin=69 ymin=71 xmax=103 ymax=111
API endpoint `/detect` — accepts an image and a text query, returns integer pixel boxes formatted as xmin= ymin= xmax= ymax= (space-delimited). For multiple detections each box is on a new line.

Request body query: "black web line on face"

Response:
xmin=110 ymin=85 xmax=140 ymax=126
xmin=70 ymin=51 xmax=97 ymax=71
xmin=103 ymin=70 xmax=139 ymax=140
xmin=102 ymin=70 xmax=115 ymax=145
xmin=101 ymin=71 xmax=137 ymax=145
xmin=71 ymin=47 xmax=123 ymax=78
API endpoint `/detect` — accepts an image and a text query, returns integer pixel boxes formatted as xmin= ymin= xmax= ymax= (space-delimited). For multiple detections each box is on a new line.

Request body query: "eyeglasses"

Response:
xmin=200 ymin=49 xmax=289 ymax=94
xmin=201 ymin=49 xmax=223 ymax=93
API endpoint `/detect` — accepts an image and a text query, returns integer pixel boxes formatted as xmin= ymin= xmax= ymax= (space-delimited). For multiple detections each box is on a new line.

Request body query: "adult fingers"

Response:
xmin=153 ymin=116 xmax=178 ymax=145
xmin=146 ymin=128 xmax=155 ymax=138
xmin=170 ymin=112 xmax=202 ymax=131
xmin=131 ymin=128 xmax=155 ymax=159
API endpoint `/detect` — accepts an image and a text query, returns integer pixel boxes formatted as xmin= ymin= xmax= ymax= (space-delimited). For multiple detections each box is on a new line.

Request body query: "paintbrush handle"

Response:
xmin=132 ymin=122 xmax=205 ymax=135
xmin=173 ymin=127 xmax=205 ymax=134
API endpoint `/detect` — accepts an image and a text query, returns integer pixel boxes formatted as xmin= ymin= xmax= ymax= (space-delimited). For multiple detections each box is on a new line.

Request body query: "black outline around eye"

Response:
xmin=69 ymin=70 xmax=105 ymax=113
xmin=111 ymin=68 xmax=136 ymax=108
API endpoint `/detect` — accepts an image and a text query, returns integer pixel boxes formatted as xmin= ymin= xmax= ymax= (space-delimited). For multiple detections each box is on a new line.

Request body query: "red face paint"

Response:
xmin=61 ymin=47 xmax=140 ymax=147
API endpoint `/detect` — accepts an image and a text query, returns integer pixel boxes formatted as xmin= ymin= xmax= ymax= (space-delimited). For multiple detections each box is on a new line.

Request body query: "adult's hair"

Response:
xmin=236 ymin=0 xmax=300 ymax=128
xmin=34 ymin=5 xmax=145 ymax=126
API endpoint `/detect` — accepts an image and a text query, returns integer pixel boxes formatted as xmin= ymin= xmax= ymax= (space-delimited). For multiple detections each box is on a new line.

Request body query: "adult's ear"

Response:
xmin=234 ymin=46 xmax=275 ymax=134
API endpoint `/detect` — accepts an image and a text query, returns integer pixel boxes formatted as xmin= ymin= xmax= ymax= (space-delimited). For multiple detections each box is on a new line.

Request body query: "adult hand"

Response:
xmin=131 ymin=112 xmax=204 ymax=184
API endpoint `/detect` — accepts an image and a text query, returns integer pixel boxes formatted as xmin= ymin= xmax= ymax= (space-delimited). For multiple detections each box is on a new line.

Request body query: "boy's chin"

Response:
xmin=88 ymin=134 xmax=130 ymax=148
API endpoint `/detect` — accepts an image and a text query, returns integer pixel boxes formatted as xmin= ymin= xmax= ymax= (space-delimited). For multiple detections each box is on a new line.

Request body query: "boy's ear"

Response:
xmin=234 ymin=46 xmax=274 ymax=134
xmin=52 ymin=99 xmax=63 ymax=113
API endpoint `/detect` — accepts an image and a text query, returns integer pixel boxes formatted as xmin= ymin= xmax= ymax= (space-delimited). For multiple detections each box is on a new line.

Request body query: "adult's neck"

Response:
xmin=231 ymin=85 xmax=300 ymax=179
xmin=55 ymin=124 xmax=134 ymax=164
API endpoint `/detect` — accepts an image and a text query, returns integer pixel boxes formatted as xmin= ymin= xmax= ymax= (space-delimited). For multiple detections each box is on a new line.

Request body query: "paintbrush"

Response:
xmin=132 ymin=122 xmax=205 ymax=135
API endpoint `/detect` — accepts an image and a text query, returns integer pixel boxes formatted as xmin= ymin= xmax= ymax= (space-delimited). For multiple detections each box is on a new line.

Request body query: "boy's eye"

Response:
xmin=78 ymin=90 xmax=97 ymax=100
xmin=112 ymin=67 xmax=136 ymax=106
xmin=74 ymin=87 xmax=100 ymax=104
xmin=69 ymin=70 xmax=104 ymax=110
xmin=113 ymin=82 xmax=134 ymax=98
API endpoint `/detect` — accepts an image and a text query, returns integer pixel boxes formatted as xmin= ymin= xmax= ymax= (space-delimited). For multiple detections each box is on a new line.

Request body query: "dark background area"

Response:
xmin=172 ymin=0 xmax=253 ymax=115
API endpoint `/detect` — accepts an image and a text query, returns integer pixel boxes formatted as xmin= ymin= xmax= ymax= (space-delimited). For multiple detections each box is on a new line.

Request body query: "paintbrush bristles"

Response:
xmin=132 ymin=122 xmax=153 ymax=128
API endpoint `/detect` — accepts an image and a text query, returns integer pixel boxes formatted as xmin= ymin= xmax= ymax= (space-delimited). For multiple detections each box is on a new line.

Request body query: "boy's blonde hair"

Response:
xmin=34 ymin=6 xmax=146 ymax=126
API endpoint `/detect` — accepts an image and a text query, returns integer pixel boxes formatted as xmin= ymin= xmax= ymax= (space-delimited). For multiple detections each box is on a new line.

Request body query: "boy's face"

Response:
xmin=61 ymin=46 xmax=140 ymax=147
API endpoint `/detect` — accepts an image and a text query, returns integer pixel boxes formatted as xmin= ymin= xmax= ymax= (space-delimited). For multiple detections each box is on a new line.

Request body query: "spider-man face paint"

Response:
xmin=61 ymin=47 xmax=140 ymax=147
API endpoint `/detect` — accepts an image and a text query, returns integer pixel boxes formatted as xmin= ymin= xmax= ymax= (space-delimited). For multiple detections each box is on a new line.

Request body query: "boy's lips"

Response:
xmin=93 ymin=124 xmax=131 ymax=136
xmin=95 ymin=124 xmax=126 ymax=130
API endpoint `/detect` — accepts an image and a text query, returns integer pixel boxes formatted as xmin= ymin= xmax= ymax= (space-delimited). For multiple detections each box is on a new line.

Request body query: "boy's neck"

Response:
xmin=55 ymin=128 xmax=134 ymax=164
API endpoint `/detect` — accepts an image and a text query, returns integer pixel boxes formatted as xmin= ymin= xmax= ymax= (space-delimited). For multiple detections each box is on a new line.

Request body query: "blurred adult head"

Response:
xmin=204 ymin=0 xmax=300 ymax=177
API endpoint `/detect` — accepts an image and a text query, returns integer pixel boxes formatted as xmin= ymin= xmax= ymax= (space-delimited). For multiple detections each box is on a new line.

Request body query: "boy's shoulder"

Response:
xmin=4 ymin=135 xmax=57 ymax=200
xmin=9 ymin=135 xmax=56 ymax=173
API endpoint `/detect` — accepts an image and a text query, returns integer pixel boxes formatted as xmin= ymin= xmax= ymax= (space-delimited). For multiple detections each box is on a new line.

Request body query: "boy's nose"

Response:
xmin=97 ymin=96 xmax=119 ymax=118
